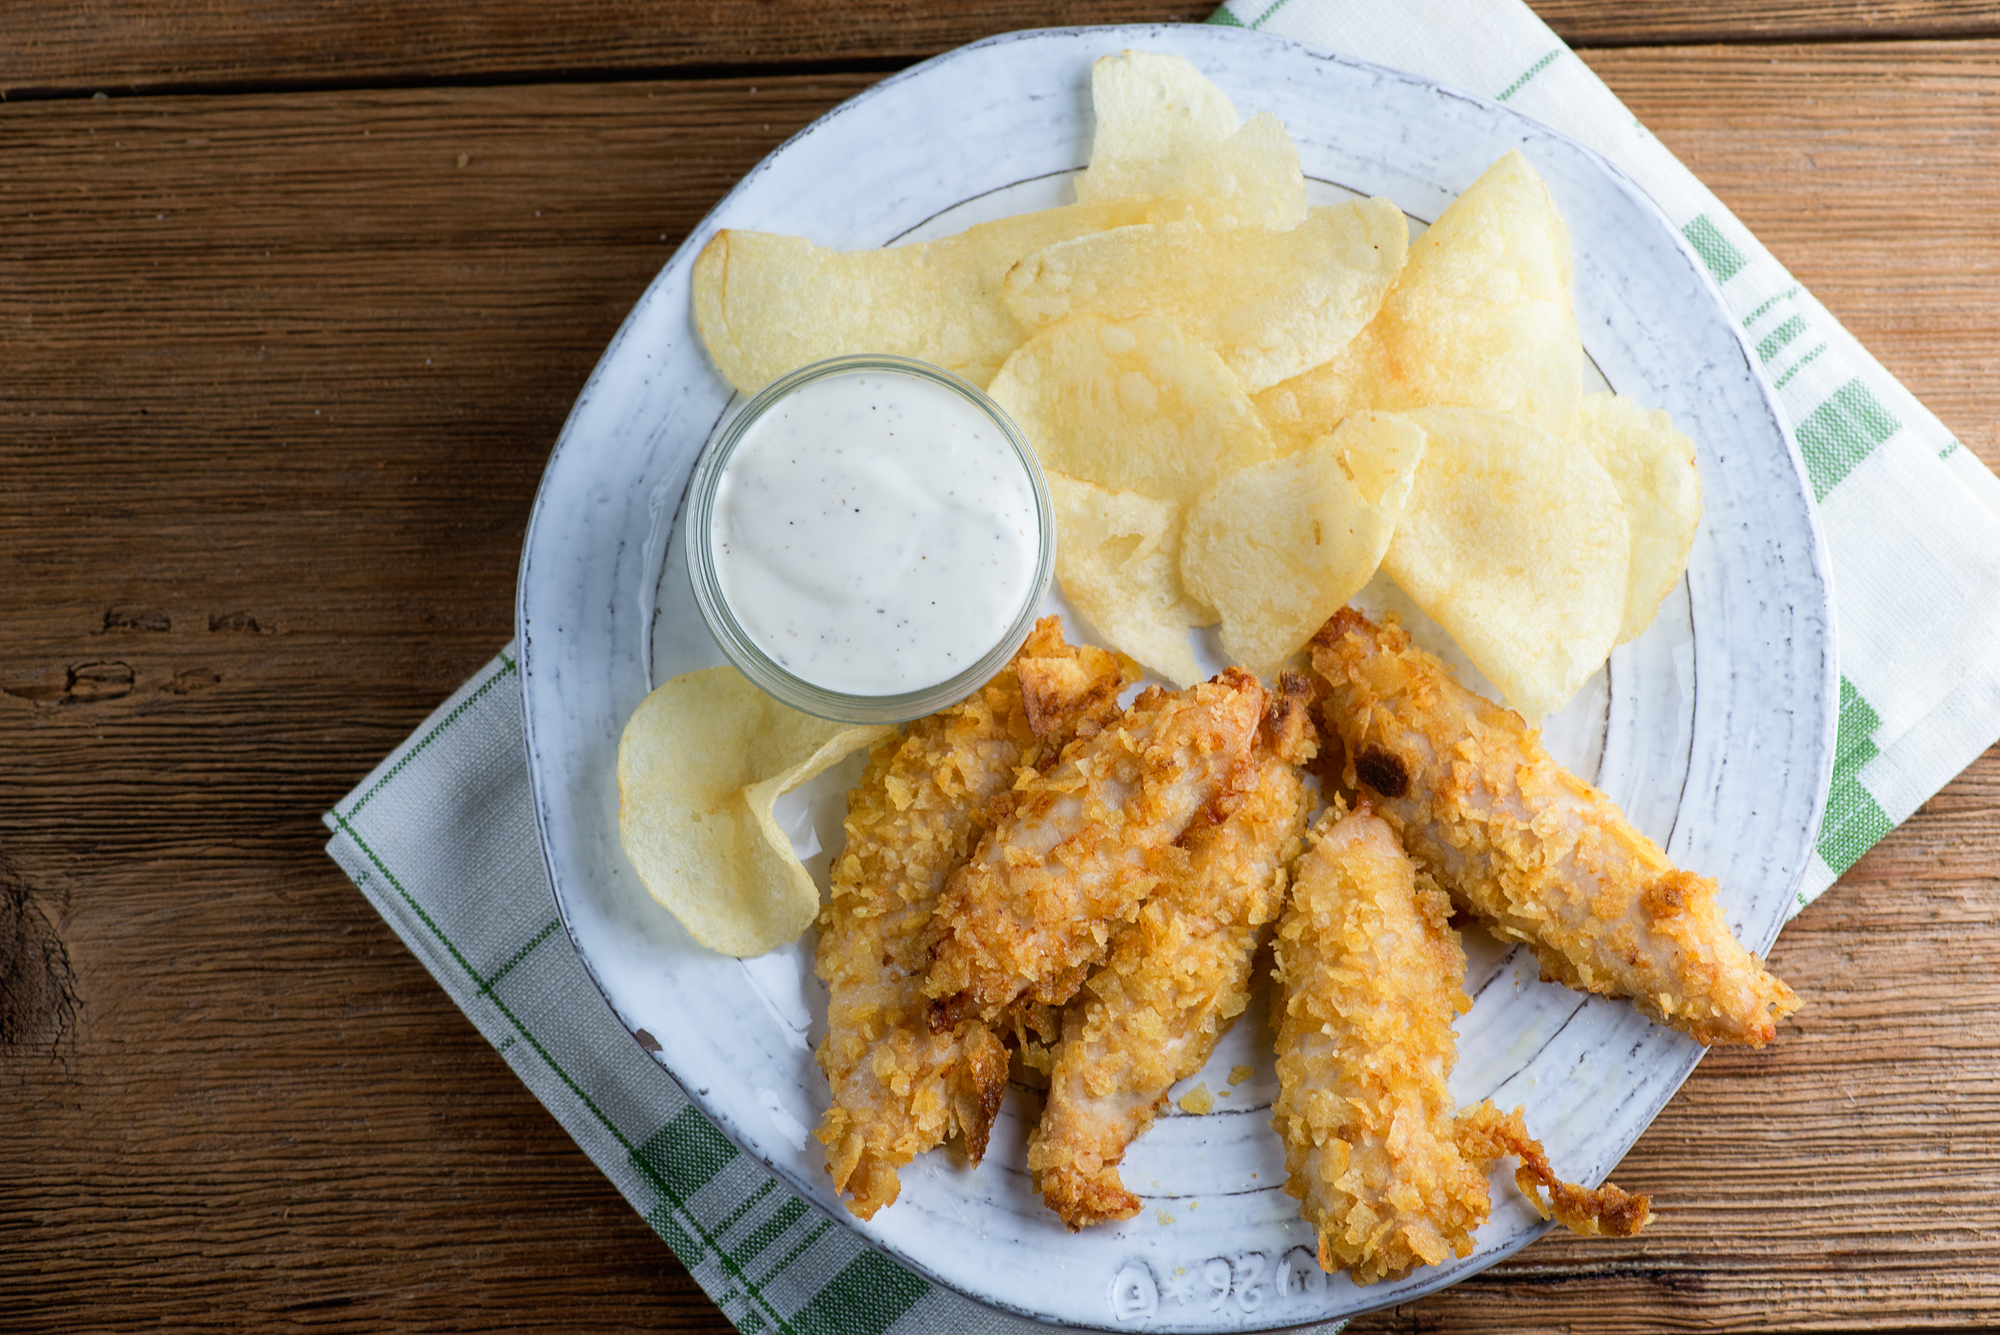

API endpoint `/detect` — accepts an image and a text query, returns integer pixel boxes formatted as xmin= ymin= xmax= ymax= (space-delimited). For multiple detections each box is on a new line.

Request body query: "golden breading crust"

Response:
xmin=1030 ymin=673 xmax=1320 ymax=1229
xmin=923 ymin=668 xmax=1268 ymax=1029
xmin=1309 ymin=607 xmax=1799 ymax=1047
xmin=1274 ymin=805 xmax=1651 ymax=1284
xmin=813 ymin=619 xmax=1124 ymax=1220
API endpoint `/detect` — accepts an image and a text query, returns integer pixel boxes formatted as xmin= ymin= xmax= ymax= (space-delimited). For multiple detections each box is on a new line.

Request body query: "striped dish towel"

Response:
xmin=324 ymin=2 xmax=2000 ymax=1330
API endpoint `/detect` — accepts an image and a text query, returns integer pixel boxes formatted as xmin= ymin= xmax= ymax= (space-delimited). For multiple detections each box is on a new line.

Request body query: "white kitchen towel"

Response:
xmin=325 ymin=4 xmax=2000 ymax=1331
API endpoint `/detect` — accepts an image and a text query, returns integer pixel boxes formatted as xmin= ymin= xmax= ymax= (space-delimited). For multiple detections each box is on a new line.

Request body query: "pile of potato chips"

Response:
xmin=643 ymin=51 xmax=1706 ymax=956
xmin=694 ymin=49 xmax=1702 ymax=724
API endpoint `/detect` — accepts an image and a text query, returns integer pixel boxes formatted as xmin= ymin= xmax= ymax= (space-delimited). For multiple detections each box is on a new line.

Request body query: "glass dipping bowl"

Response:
xmin=684 ymin=354 xmax=1056 ymax=724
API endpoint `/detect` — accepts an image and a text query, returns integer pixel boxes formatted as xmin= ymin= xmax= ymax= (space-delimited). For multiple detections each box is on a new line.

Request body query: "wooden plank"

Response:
xmin=1538 ymin=0 xmax=2000 ymax=46
xmin=3 ymin=44 xmax=1998 ymax=1331
xmin=0 ymin=851 xmax=731 ymax=1331
xmin=0 ymin=1 xmax=1214 ymax=99
xmin=7 ymin=2 xmax=2000 ymax=101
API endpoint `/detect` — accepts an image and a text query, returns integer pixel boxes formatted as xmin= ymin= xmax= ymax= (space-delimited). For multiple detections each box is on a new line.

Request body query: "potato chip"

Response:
xmin=1074 ymin=50 xmax=1240 ymax=205
xmin=691 ymin=198 xmax=1153 ymax=394
xmin=1573 ymin=392 xmax=1703 ymax=642
xmin=1073 ymin=50 xmax=1304 ymax=230
xmin=1382 ymin=407 xmax=1628 ymax=720
xmin=986 ymin=314 xmax=1278 ymax=501
xmin=618 ymin=667 xmax=892 ymax=956
xmin=1005 ymin=198 xmax=1405 ymax=392
xmin=1182 ymin=411 xmax=1428 ymax=672
xmin=1046 ymin=472 xmax=1209 ymax=687
xmin=1254 ymin=149 xmax=1582 ymax=449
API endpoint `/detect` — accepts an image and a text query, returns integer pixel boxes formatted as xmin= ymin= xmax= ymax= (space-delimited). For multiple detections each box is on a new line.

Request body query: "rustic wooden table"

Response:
xmin=4 ymin=3 xmax=1997 ymax=1331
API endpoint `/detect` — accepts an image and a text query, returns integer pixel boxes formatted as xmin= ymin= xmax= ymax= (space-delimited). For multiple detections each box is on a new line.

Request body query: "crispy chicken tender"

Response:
xmin=1309 ymin=608 xmax=1799 ymax=1047
xmin=1030 ymin=674 xmax=1319 ymax=1229
xmin=1273 ymin=803 xmax=1494 ymax=1283
xmin=925 ymin=669 xmax=1268 ymax=1029
xmin=814 ymin=619 xmax=1124 ymax=1220
xmin=1273 ymin=805 xmax=1650 ymax=1285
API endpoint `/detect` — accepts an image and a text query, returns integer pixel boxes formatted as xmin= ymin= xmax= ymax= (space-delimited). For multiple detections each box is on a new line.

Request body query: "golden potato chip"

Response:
xmin=1573 ymin=392 xmax=1703 ymax=642
xmin=1182 ymin=411 xmax=1428 ymax=672
xmin=618 ymin=667 xmax=892 ymax=956
xmin=1371 ymin=149 xmax=1581 ymax=427
xmin=1074 ymin=50 xmax=1304 ymax=229
xmin=1047 ymin=472 xmax=1209 ymax=687
xmin=1383 ymin=407 xmax=1628 ymax=720
xmin=691 ymin=198 xmax=1152 ymax=394
xmin=1074 ymin=50 xmax=1240 ymax=205
xmin=986 ymin=314 xmax=1278 ymax=501
xmin=1004 ymin=198 xmax=1406 ymax=392
xmin=1254 ymin=149 xmax=1582 ymax=449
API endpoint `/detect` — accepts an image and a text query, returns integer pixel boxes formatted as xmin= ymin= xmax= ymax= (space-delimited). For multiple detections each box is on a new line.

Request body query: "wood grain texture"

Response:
xmin=0 ymin=79 xmax=843 ymax=1335
xmin=1537 ymin=0 xmax=2000 ymax=46
xmin=2 ymin=30 xmax=1998 ymax=1335
xmin=0 ymin=1 xmax=1215 ymax=99
xmin=8 ymin=2 xmax=2000 ymax=101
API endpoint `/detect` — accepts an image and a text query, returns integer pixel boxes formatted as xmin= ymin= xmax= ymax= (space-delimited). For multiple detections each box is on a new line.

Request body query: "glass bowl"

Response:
xmin=684 ymin=354 xmax=1055 ymax=724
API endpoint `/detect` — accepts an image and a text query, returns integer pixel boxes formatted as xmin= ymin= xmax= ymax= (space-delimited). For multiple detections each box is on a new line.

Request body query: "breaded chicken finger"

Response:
xmin=1273 ymin=804 xmax=1649 ymax=1284
xmin=814 ymin=620 xmax=1123 ymax=1219
xmin=1030 ymin=674 xmax=1318 ymax=1229
xmin=925 ymin=669 xmax=1267 ymax=1029
xmin=1310 ymin=608 xmax=1798 ymax=1046
xmin=1273 ymin=803 xmax=1494 ymax=1283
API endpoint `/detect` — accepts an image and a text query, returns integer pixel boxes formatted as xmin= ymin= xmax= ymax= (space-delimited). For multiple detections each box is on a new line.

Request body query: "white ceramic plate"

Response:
xmin=519 ymin=24 xmax=1835 ymax=1332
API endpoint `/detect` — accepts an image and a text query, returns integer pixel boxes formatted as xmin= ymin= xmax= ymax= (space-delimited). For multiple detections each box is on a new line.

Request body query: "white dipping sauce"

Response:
xmin=710 ymin=369 xmax=1041 ymax=696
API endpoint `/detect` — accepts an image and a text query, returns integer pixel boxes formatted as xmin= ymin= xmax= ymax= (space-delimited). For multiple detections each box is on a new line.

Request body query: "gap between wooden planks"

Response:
xmin=3 ymin=40 xmax=1999 ymax=1335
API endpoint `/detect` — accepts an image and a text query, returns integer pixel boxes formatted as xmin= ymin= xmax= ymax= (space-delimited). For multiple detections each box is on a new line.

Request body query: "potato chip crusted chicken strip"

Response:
xmin=1309 ymin=608 xmax=1798 ymax=1046
xmin=1273 ymin=803 xmax=1495 ymax=1283
xmin=925 ymin=668 xmax=1267 ymax=1029
xmin=814 ymin=619 xmax=1124 ymax=1220
xmin=1030 ymin=674 xmax=1319 ymax=1229
xmin=1273 ymin=805 xmax=1649 ymax=1285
